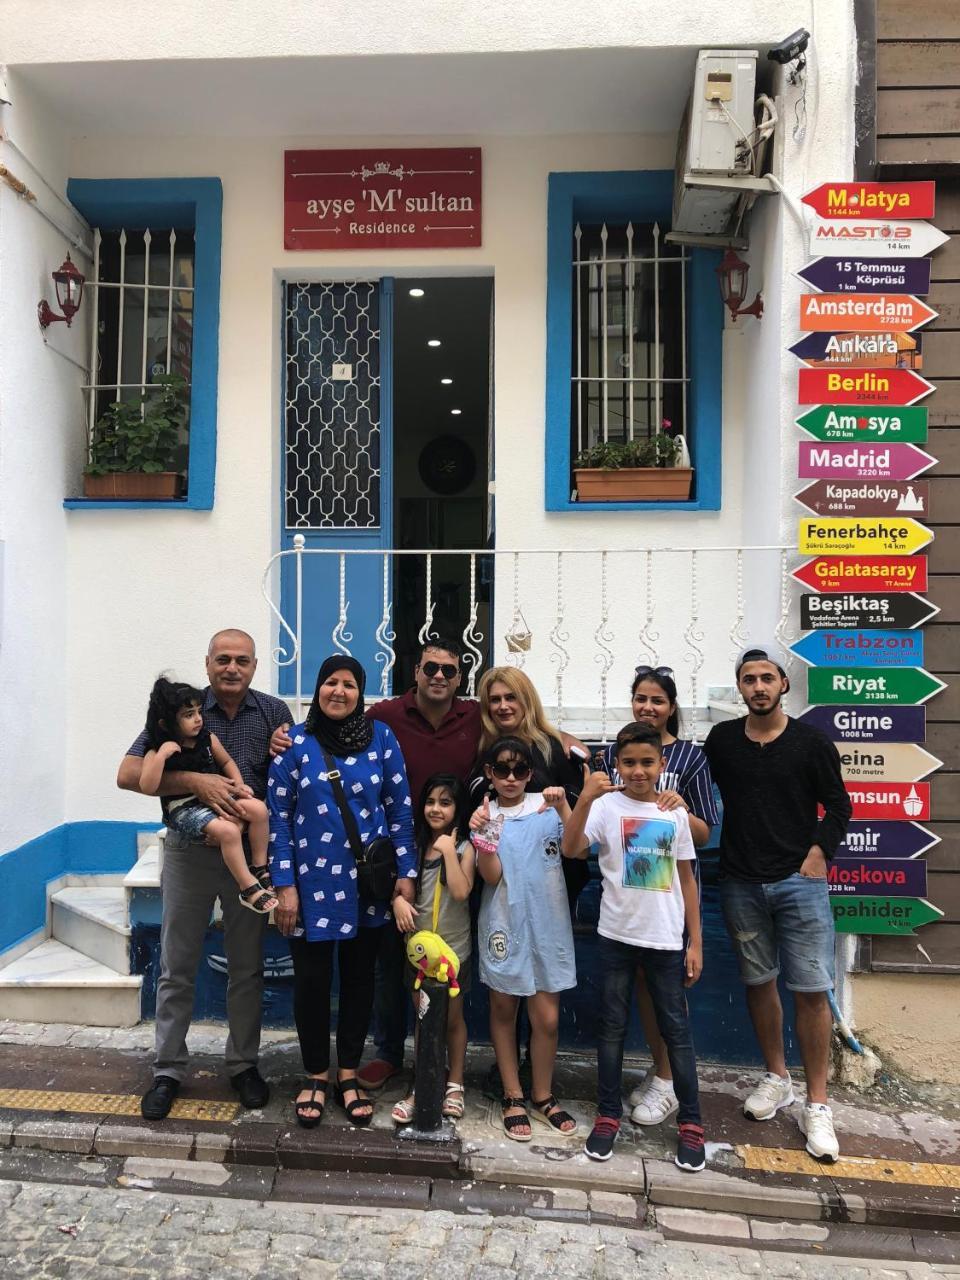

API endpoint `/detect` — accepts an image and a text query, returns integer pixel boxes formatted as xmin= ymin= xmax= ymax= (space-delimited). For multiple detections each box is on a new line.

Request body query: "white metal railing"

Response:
xmin=262 ymin=540 xmax=796 ymax=740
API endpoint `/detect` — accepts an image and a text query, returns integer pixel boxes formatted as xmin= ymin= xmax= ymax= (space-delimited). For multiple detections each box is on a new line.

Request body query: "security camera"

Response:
xmin=767 ymin=29 xmax=810 ymax=64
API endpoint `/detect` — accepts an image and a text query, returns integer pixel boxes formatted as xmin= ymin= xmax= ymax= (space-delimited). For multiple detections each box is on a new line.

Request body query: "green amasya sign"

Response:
xmin=832 ymin=896 xmax=943 ymax=935
xmin=796 ymin=405 xmax=928 ymax=443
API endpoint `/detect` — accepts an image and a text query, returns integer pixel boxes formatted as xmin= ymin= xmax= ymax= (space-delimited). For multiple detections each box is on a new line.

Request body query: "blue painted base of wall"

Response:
xmin=0 ymin=821 xmax=159 ymax=956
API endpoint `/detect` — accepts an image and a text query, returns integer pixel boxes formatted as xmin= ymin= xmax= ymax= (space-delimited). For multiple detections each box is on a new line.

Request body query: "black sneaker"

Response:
xmin=141 ymin=1075 xmax=179 ymax=1120
xmin=230 ymin=1066 xmax=270 ymax=1109
xmin=675 ymin=1121 xmax=706 ymax=1172
xmin=584 ymin=1116 xmax=620 ymax=1161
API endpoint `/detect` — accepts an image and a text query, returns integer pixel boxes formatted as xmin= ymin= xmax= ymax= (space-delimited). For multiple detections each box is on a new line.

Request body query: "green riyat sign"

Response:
xmin=808 ymin=666 xmax=946 ymax=706
xmin=831 ymin=896 xmax=943 ymax=935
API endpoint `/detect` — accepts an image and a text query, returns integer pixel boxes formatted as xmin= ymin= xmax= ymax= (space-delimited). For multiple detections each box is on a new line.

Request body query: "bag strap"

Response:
xmin=320 ymin=747 xmax=367 ymax=865
xmin=431 ymin=867 xmax=443 ymax=933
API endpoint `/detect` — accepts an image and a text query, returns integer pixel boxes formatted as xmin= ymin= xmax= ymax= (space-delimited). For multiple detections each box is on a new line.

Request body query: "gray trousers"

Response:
xmin=154 ymin=832 xmax=265 ymax=1081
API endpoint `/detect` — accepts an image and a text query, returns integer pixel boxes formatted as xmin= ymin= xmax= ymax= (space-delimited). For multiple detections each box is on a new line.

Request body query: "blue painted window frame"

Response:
xmin=545 ymin=170 xmax=722 ymax=512
xmin=63 ymin=177 xmax=223 ymax=511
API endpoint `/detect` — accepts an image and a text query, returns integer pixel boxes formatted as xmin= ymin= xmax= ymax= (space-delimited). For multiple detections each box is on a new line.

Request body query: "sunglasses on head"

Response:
xmin=421 ymin=661 xmax=459 ymax=679
xmin=489 ymin=761 xmax=532 ymax=781
xmin=634 ymin=664 xmax=674 ymax=679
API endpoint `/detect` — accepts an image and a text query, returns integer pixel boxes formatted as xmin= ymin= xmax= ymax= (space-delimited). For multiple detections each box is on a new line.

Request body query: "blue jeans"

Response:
xmin=720 ymin=874 xmax=835 ymax=993
xmin=597 ymin=935 xmax=701 ymax=1125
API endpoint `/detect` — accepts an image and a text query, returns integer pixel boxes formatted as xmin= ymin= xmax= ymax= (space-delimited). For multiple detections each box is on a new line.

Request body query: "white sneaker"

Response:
xmin=799 ymin=1103 xmax=839 ymax=1162
xmin=627 ymin=1066 xmax=657 ymax=1109
xmin=631 ymin=1078 xmax=679 ymax=1126
xmin=743 ymin=1072 xmax=795 ymax=1121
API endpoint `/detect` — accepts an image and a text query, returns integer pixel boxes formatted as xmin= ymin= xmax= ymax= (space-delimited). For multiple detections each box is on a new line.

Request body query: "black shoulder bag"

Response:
xmin=320 ymin=748 xmax=398 ymax=902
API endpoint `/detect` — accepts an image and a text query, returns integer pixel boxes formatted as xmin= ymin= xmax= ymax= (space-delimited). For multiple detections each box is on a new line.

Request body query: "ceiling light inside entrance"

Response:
xmin=408 ymin=288 xmax=425 ymax=297
xmin=427 ymin=339 xmax=441 ymax=347
xmin=450 ymin=409 xmax=462 ymax=415
xmin=441 ymin=378 xmax=453 ymax=385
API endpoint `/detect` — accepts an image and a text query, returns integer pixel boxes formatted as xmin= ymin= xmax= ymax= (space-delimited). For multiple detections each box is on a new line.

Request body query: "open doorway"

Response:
xmin=391 ymin=277 xmax=493 ymax=687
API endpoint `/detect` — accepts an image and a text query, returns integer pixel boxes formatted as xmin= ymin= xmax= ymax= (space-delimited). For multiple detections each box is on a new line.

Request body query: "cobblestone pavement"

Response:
xmin=1 ymin=1178 xmax=957 ymax=1280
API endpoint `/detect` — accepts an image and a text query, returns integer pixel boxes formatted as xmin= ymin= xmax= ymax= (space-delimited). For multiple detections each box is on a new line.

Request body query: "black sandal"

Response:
xmin=337 ymin=1075 xmax=373 ymax=1128
xmin=294 ymin=1077 xmax=327 ymax=1129
xmin=530 ymin=1093 xmax=578 ymax=1135
xmin=501 ymin=1095 xmax=533 ymax=1142
xmin=239 ymin=883 xmax=278 ymax=914
xmin=248 ymin=864 xmax=274 ymax=891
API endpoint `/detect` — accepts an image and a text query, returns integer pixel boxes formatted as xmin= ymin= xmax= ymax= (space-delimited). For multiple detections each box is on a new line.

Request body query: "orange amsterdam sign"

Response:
xmin=799 ymin=294 xmax=936 ymax=334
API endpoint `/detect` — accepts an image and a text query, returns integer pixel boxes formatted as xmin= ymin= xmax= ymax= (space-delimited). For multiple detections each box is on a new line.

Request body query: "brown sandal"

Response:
xmin=501 ymin=1095 xmax=532 ymax=1142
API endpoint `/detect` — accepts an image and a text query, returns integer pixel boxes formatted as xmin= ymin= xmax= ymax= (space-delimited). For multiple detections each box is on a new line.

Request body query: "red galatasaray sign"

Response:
xmin=284 ymin=148 xmax=482 ymax=250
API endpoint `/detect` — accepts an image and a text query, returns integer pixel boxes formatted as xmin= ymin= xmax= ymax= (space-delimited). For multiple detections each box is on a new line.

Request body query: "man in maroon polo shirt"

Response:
xmin=357 ymin=637 xmax=481 ymax=1089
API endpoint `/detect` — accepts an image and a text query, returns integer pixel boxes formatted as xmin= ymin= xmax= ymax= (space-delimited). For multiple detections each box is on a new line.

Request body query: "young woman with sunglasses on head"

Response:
xmin=598 ymin=664 xmax=718 ymax=1127
xmin=471 ymin=737 xmax=579 ymax=1143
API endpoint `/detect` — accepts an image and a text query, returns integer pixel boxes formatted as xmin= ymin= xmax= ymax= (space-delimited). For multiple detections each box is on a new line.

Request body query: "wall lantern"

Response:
xmin=715 ymin=249 xmax=763 ymax=322
xmin=38 ymin=254 xmax=85 ymax=329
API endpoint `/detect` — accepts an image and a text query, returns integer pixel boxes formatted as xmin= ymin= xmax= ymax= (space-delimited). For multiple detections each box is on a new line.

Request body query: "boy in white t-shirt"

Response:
xmin=563 ymin=722 xmax=705 ymax=1170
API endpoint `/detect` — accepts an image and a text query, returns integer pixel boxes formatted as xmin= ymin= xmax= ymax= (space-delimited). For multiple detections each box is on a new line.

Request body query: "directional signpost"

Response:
xmin=794 ymin=556 xmax=928 ymax=593
xmin=836 ymin=820 xmax=938 ymax=857
xmin=796 ymin=178 xmax=945 ymax=938
xmin=795 ymin=480 xmax=929 ymax=518
xmin=808 ymin=666 xmax=946 ymax=706
xmin=797 ymin=517 xmax=932 ymax=555
xmin=809 ymin=218 xmax=949 ymax=259
xmin=797 ymin=257 xmax=932 ymax=296
xmin=796 ymin=406 xmax=928 ymax=443
xmin=798 ymin=442 xmax=935 ymax=481
xmin=831 ymin=897 xmax=943 ymax=935
xmin=798 ymin=368 xmax=934 ymax=406
xmin=836 ymin=742 xmax=942 ymax=783
xmin=792 ymin=629 xmax=924 ymax=668
xmin=799 ymin=593 xmax=938 ymax=630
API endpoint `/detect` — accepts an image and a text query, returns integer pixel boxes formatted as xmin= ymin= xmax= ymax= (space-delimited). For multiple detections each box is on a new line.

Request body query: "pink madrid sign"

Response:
xmin=798 ymin=442 xmax=936 ymax=481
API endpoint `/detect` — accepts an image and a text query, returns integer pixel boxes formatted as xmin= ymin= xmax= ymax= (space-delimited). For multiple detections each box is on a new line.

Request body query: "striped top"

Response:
xmin=598 ymin=737 xmax=719 ymax=831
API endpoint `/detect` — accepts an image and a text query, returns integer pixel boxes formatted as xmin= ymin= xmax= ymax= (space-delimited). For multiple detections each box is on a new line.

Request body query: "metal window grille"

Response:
xmin=571 ymin=221 xmax=687 ymax=459
xmin=83 ymin=226 xmax=195 ymax=458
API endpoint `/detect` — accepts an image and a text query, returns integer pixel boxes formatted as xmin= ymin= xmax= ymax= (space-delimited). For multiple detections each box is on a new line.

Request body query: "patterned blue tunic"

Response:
xmin=267 ymin=720 xmax=416 ymax=942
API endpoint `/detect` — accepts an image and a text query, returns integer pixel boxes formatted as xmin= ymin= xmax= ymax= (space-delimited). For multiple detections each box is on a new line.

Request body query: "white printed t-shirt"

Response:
xmin=583 ymin=793 xmax=695 ymax=949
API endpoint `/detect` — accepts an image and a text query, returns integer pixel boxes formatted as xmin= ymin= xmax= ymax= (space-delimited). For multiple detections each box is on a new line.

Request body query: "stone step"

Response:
xmin=51 ymin=886 xmax=130 ymax=973
xmin=0 ymin=939 xmax=141 ymax=1027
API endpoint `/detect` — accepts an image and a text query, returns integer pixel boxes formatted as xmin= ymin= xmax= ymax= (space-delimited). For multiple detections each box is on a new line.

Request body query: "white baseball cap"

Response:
xmin=735 ymin=643 xmax=788 ymax=677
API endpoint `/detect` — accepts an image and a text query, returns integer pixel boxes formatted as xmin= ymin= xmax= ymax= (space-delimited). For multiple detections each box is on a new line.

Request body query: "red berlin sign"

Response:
xmin=284 ymin=148 xmax=482 ymax=250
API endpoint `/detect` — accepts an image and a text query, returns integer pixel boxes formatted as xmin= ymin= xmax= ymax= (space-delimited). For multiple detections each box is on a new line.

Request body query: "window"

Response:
xmin=64 ymin=178 xmax=222 ymax=510
xmin=545 ymin=170 xmax=723 ymax=512
xmin=572 ymin=221 xmax=686 ymax=458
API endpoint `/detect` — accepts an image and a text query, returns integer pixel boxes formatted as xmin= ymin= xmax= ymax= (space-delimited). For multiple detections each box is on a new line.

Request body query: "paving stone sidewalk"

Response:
xmin=1 ymin=1176 xmax=958 ymax=1280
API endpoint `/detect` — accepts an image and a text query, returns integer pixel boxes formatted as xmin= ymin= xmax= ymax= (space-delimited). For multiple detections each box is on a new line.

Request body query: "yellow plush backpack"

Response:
xmin=405 ymin=870 xmax=461 ymax=996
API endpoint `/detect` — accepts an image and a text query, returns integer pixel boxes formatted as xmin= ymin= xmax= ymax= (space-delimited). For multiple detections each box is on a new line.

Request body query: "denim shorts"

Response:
xmin=720 ymin=873 xmax=835 ymax=993
xmin=165 ymin=801 xmax=218 ymax=840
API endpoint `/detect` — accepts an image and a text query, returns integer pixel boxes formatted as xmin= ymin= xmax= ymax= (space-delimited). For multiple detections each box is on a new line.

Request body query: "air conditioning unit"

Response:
xmin=672 ymin=49 xmax=760 ymax=237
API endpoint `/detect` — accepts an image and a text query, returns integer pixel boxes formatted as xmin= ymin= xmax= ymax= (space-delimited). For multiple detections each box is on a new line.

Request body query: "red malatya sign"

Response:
xmin=284 ymin=148 xmax=482 ymax=250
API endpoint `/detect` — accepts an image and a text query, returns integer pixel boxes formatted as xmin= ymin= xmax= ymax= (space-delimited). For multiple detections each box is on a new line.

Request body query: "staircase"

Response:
xmin=0 ymin=832 xmax=159 ymax=1027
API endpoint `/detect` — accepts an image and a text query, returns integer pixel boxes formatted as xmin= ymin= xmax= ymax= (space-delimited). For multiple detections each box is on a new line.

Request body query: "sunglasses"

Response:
xmin=634 ymin=664 xmax=674 ymax=679
xmin=421 ymin=661 xmax=459 ymax=680
xmin=489 ymin=762 xmax=532 ymax=781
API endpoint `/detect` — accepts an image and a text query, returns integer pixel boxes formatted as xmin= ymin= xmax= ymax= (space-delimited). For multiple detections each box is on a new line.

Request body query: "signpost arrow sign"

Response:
xmin=799 ymin=294 xmax=936 ymax=333
xmin=798 ymin=442 xmax=936 ymax=480
xmin=791 ymin=630 xmax=924 ymax=668
xmin=796 ymin=406 xmax=928 ymax=444
xmin=836 ymin=742 xmax=942 ymax=783
xmin=802 ymin=182 xmax=936 ymax=220
xmin=797 ymin=257 xmax=932 ymax=296
xmin=793 ymin=556 xmax=928 ymax=593
xmin=795 ymin=480 xmax=930 ymax=518
xmin=828 ymin=857 xmax=927 ymax=897
xmin=797 ymin=516 xmax=932 ymax=555
xmin=831 ymin=896 xmax=943 ymax=935
xmin=789 ymin=331 xmax=921 ymax=366
xmin=841 ymin=781 xmax=931 ymax=820
xmin=836 ymin=819 xmax=938 ymax=857
xmin=809 ymin=218 xmax=949 ymax=259
xmin=797 ymin=706 xmax=927 ymax=744
xmin=807 ymin=666 xmax=946 ymax=706
xmin=799 ymin=592 xmax=938 ymax=630
xmin=798 ymin=368 xmax=935 ymax=406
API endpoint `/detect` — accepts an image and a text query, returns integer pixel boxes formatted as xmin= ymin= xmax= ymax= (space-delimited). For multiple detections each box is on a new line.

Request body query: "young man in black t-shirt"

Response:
xmin=704 ymin=645 xmax=851 ymax=1163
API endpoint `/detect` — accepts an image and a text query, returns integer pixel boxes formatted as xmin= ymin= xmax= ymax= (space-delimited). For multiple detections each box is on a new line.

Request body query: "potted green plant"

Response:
xmin=83 ymin=374 xmax=188 ymax=499
xmin=573 ymin=433 xmax=694 ymax=501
